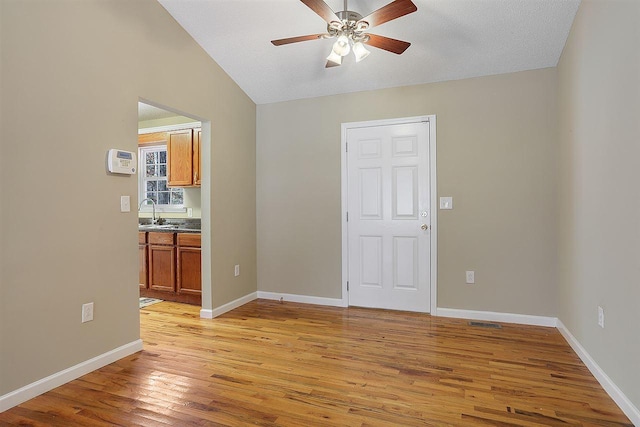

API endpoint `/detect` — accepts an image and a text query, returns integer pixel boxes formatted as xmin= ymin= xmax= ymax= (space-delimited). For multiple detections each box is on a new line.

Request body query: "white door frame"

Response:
xmin=341 ymin=115 xmax=437 ymax=314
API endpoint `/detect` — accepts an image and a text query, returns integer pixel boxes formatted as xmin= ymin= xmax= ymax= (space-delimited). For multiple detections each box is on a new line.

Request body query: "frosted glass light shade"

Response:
xmin=352 ymin=42 xmax=370 ymax=62
xmin=326 ymin=50 xmax=342 ymax=66
xmin=333 ymin=34 xmax=351 ymax=57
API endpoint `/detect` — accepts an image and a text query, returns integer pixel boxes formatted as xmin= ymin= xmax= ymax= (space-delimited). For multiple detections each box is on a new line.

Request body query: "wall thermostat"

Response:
xmin=107 ymin=149 xmax=136 ymax=175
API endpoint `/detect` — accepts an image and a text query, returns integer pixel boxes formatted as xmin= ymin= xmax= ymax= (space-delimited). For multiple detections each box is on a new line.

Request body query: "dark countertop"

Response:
xmin=138 ymin=225 xmax=201 ymax=233
xmin=138 ymin=218 xmax=201 ymax=234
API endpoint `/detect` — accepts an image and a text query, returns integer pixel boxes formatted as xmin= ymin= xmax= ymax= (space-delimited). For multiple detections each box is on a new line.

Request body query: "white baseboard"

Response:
xmin=0 ymin=339 xmax=143 ymax=412
xmin=557 ymin=320 xmax=640 ymax=426
xmin=436 ymin=307 xmax=558 ymax=327
xmin=200 ymin=292 xmax=257 ymax=319
xmin=257 ymin=291 xmax=347 ymax=307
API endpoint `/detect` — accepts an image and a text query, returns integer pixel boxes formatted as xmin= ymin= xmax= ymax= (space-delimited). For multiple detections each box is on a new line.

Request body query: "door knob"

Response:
xmin=421 ymin=224 xmax=429 ymax=230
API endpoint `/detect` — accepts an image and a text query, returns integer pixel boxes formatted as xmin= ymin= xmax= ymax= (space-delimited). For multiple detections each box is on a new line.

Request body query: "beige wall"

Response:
xmin=257 ymin=68 xmax=558 ymax=316
xmin=557 ymin=0 xmax=640 ymax=410
xmin=0 ymin=0 xmax=256 ymax=395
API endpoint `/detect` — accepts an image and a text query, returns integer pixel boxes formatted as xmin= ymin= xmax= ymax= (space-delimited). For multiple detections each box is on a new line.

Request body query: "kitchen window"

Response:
xmin=138 ymin=145 xmax=184 ymax=211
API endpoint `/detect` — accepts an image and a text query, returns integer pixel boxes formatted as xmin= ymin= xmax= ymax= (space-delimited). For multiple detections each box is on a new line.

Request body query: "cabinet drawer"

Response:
xmin=177 ymin=233 xmax=201 ymax=247
xmin=148 ymin=232 xmax=175 ymax=245
xmin=138 ymin=232 xmax=147 ymax=244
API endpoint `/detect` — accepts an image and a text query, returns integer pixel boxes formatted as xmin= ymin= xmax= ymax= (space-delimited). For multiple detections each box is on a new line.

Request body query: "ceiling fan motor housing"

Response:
xmin=337 ymin=10 xmax=363 ymax=22
xmin=327 ymin=10 xmax=369 ymax=41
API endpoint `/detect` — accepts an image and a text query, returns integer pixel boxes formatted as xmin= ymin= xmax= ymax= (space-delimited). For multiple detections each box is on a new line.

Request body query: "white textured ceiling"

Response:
xmin=138 ymin=102 xmax=181 ymax=122
xmin=158 ymin=0 xmax=580 ymax=105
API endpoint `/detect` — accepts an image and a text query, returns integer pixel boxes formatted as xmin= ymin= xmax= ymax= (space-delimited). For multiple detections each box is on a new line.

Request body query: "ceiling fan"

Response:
xmin=271 ymin=0 xmax=417 ymax=68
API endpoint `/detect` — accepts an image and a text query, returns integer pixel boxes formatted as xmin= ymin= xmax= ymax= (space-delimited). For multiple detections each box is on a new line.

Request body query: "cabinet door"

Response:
xmin=139 ymin=232 xmax=148 ymax=289
xmin=148 ymin=244 xmax=176 ymax=292
xmin=139 ymin=244 xmax=148 ymax=289
xmin=177 ymin=246 xmax=201 ymax=295
xmin=167 ymin=130 xmax=193 ymax=186
xmin=193 ymin=129 xmax=201 ymax=186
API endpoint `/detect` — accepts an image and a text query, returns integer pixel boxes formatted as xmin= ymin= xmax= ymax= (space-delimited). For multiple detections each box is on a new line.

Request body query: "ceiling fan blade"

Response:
xmin=325 ymin=60 xmax=341 ymax=68
xmin=300 ymin=0 xmax=341 ymax=24
xmin=358 ymin=0 xmax=417 ymax=29
xmin=271 ymin=34 xmax=326 ymax=46
xmin=364 ymin=34 xmax=411 ymax=54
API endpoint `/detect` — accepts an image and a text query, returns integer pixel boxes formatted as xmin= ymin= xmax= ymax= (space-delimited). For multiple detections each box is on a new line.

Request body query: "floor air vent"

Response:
xmin=468 ymin=321 xmax=502 ymax=329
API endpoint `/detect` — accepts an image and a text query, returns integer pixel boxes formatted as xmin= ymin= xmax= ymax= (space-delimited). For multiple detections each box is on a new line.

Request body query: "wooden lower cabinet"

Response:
xmin=149 ymin=247 xmax=176 ymax=292
xmin=140 ymin=231 xmax=201 ymax=305
xmin=148 ymin=232 xmax=176 ymax=292
xmin=177 ymin=233 xmax=201 ymax=296
xmin=139 ymin=232 xmax=147 ymax=289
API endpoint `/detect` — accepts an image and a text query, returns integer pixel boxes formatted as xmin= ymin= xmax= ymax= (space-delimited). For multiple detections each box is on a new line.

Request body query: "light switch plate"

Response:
xmin=439 ymin=197 xmax=453 ymax=210
xmin=120 ymin=195 xmax=130 ymax=212
xmin=82 ymin=302 xmax=94 ymax=323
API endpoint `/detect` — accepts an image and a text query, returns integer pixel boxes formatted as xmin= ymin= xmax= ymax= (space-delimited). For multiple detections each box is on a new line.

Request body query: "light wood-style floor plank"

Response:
xmin=0 ymin=300 xmax=632 ymax=426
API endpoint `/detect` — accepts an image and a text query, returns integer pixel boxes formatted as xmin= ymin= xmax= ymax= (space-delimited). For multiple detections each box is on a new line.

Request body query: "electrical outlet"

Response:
xmin=82 ymin=302 xmax=94 ymax=323
xmin=187 ymin=208 xmax=193 ymax=218
xmin=598 ymin=306 xmax=605 ymax=328
xmin=465 ymin=270 xmax=475 ymax=284
xmin=234 ymin=265 xmax=240 ymax=277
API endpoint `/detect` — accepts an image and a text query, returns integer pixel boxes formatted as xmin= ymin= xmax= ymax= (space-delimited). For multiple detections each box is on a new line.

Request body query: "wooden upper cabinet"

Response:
xmin=139 ymin=127 xmax=201 ymax=188
xmin=138 ymin=131 xmax=169 ymax=146
xmin=167 ymin=130 xmax=194 ymax=187
xmin=193 ymin=128 xmax=201 ymax=186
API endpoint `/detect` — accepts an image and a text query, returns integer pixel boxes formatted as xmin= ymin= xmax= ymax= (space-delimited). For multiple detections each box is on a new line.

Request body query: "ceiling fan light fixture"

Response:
xmin=326 ymin=50 xmax=342 ymax=66
xmin=333 ymin=34 xmax=351 ymax=56
xmin=271 ymin=0 xmax=417 ymax=68
xmin=352 ymin=41 xmax=370 ymax=62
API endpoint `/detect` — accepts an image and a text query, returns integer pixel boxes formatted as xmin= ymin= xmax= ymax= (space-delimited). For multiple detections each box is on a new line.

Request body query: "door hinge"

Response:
xmin=347 ymin=281 xmax=349 ymax=291
xmin=345 ymin=142 xmax=348 ymax=152
xmin=346 ymin=211 xmax=349 ymax=222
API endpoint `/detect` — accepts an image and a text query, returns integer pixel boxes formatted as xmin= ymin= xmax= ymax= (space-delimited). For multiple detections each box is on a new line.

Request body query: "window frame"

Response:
xmin=138 ymin=144 xmax=186 ymax=213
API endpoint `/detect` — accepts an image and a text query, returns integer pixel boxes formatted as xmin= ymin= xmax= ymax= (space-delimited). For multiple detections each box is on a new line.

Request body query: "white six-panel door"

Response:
xmin=347 ymin=121 xmax=431 ymax=312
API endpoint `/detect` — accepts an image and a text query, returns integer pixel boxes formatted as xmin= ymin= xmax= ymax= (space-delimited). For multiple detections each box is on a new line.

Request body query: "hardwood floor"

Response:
xmin=0 ymin=300 xmax=632 ymax=426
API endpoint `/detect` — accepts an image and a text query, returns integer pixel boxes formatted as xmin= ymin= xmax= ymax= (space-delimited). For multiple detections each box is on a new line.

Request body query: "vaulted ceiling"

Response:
xmin=158 ymin=0 xmax=580 ymax=105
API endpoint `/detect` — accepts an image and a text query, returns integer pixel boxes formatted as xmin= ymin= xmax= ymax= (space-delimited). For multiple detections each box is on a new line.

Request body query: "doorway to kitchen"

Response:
xmin=137 ymin=101 xmax=210 ymax=312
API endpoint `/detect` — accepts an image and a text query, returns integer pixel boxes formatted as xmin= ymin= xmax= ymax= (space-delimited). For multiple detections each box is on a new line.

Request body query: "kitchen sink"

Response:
xmin=139 ymin=224 xmax=178 ymax=229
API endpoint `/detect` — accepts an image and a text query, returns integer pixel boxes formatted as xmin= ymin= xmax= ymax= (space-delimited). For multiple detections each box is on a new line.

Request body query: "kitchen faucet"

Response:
xmin=138 ymin=198 xmax=157 ymax=225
